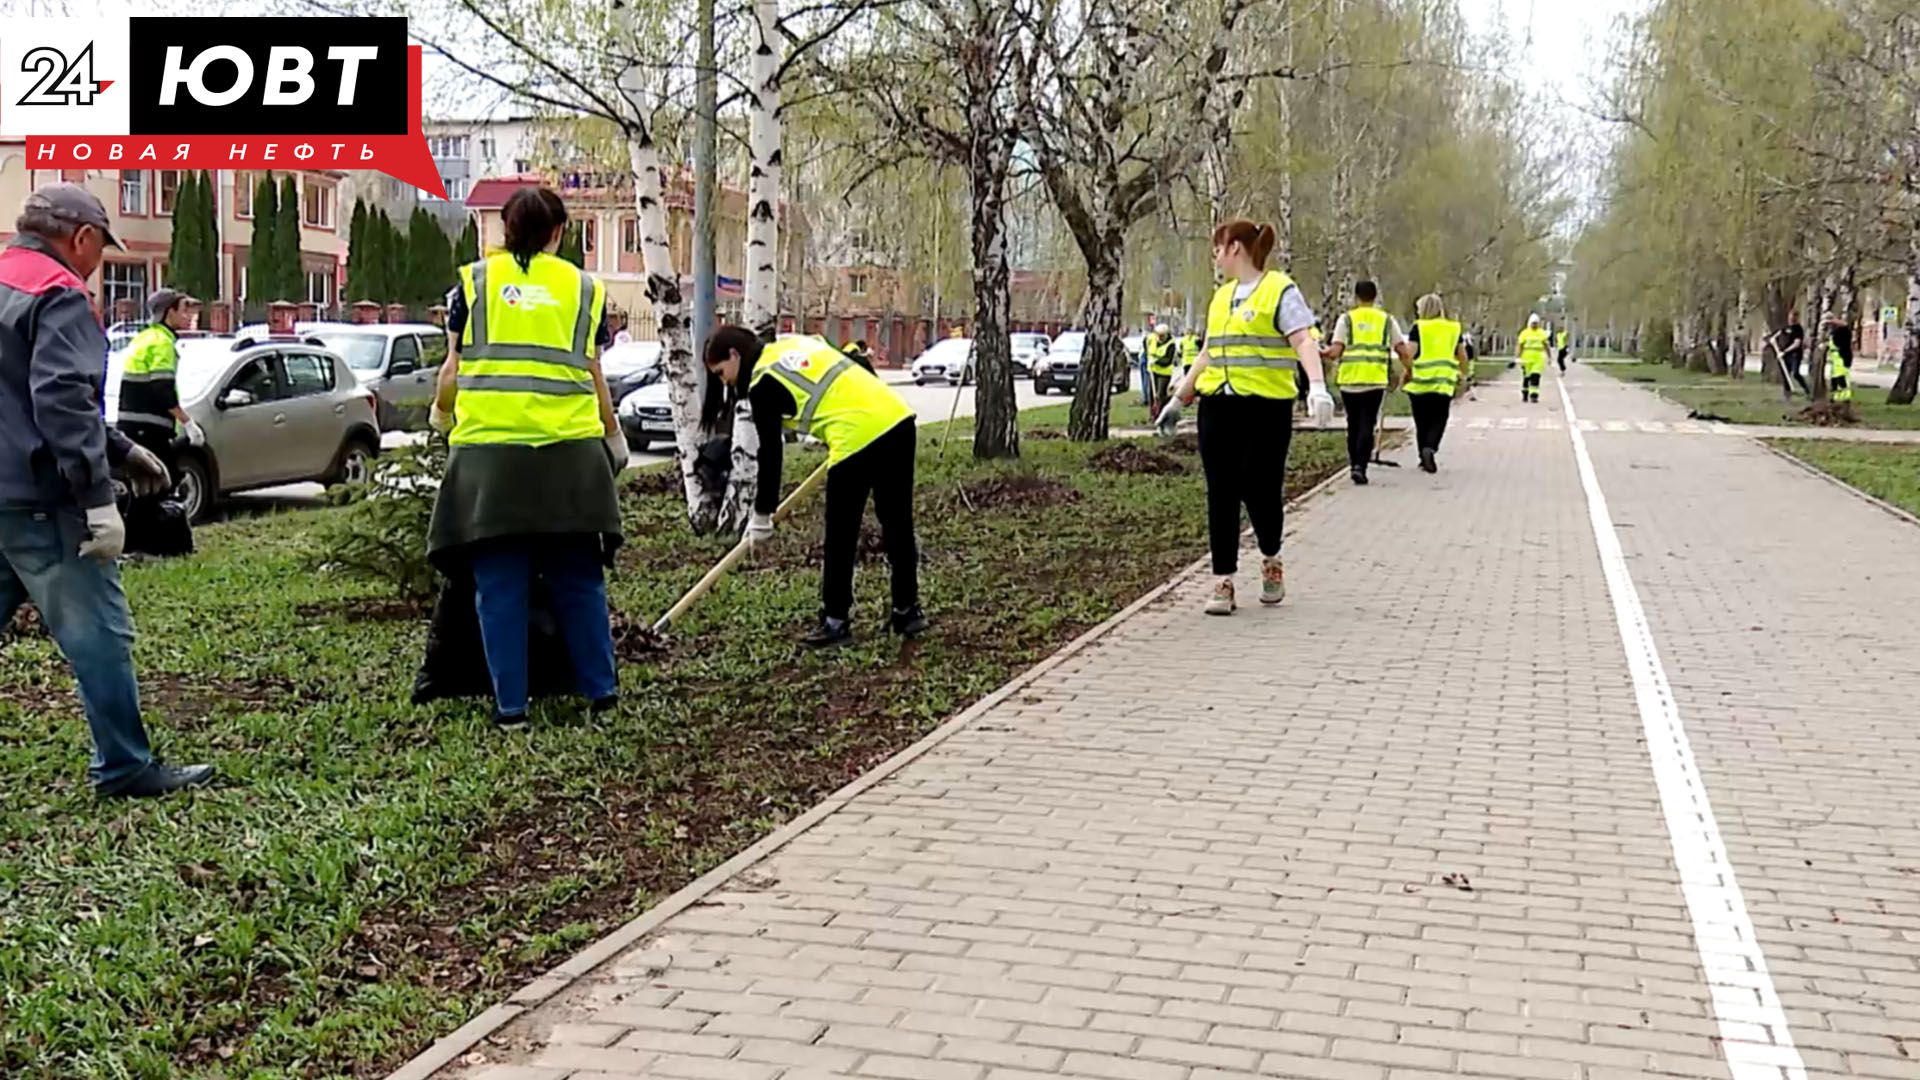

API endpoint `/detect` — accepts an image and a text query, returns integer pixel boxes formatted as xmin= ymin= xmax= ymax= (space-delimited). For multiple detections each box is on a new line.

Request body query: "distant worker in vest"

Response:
xmin=1178 ymin=328 xmax=1202 ymax=382
xmin=1163 ymin=219 xmax=1334 ymax=616
xmin=1144 ymin=322 xmax=1177 ymax=417
xmin=1405 ymin=293 xmax=1467 ymax=474
xmin=841 ymin=339 xmax=876 ymax=374
xmin=1516 ymin=315 xmax=1550 ymax=403
xmin=1824 ymin=311 xmax=1854 ymax=405
xmin=704 ymin=327 xmax=927 ymax=648
xmin=1555 ymin=325 xmax=1571 ymax=372
xmin=1324 ymin=279 xmax=1415 ymax=486
xmin=428 ymin=186 xmax=627 ymax=728
xmin=116 ymin=289 xmax=206 ymax=512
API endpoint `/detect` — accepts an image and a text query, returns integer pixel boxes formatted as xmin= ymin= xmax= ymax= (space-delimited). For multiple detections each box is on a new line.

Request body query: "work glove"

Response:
xmin=1154 ymin=400 xmax=1183 ymax=436
xmin=78 ymin=504 xmax=126 ymax=562
xmin=182 ymin=419 xmax=207 ymax=448
xmin=604 ymin=433 xmax=630 ymax=474
xmin=429 ymin=403 xmax=454 ymax=434
xmin=743 ymin=512 xmax=774 ymax=545
xmin=123 ymin=443 xmax=172 ymax=498
xmin=1307 ymin=386 xmax=1336 ymax=427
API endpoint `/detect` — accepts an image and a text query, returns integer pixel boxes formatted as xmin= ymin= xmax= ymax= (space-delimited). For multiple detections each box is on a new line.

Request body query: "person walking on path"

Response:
xmin=1517 ymin=314 xmax=1551 ymax=403
xmin=428 ymin=186 xmax=627 ymax=728
xmin=1405 ymin=293 xmax=1467 ymax=474
xmin=1164 ymin=219 xmax=1333 ymax=616
xmin=1144 ymin=323 xmax=1177 ymax=418
xmin=1771 ymin=312 xmax=1811 ymax=398
xmin=705 ymin=327 xmax=927 ymax=648
xmin=840 ymin=339 xmax=877 ymax=374
xmin=1824 ymin=312 xmax=1855 ymax=405
xmin=1555 ymin=325 xmax=1571 ymax=372
xmin=0 ymin=182 xmax=210 ymax=797
xmin=1324 ymin=279 xmax=1414 ymax=486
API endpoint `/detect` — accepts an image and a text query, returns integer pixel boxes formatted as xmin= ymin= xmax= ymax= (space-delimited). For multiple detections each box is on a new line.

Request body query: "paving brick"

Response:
xmin=1059 ymin=1051 xmax=1188 ymax=1080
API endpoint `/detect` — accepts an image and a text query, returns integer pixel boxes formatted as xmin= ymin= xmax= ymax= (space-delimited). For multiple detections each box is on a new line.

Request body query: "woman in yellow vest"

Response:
xmin=427 ymin=187 xmax=627 ymax=727
xmin=1405 ymin=293 xmax=1467 ymax=474
xmin=704 ymin=325 xmax=925 ymax=648
xmin=1516 ymin=314 xmax=1550 ymax=403
xmin=1165 ymin=219 xmax=1334 ymax=616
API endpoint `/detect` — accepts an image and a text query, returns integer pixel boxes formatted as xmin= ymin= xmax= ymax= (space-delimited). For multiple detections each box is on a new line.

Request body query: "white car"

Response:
xmin=1010 ymin=332 xmax=1050 ymax=378
xmin=616 ymin=380 xmax=675 ymax=452
xmin=911 ymin=338 xmax=975 ymax=385
xmin=106 ymin=331 xmax=381 ymax=522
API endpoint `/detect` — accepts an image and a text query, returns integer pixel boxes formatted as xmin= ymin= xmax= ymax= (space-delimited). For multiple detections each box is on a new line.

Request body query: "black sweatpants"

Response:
xmin=1408 ymin=392 xmax=1452 ymax=455
xmin=1781 ymin=351 xmax=1811 ymax=395
xmin=1523 ymin=372 xmax=1543 ymax=400
xmin=822 ymin=419 xmax=919 ymax=623
xmin=1197 ymin=395 xmax=1293 ymax=576
xmin=1340 ymin=389 xmax=1384 ymax=470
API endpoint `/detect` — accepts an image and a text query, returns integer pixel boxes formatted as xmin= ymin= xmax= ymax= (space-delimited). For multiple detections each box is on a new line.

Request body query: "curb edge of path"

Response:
xmin=387 ymin=457 xmax=1357 ymax=1080
xmin=1755 ymin=439 xmax=1920 ymax=531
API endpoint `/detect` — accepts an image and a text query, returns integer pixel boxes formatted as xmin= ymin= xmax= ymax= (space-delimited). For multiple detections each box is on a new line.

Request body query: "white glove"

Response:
xmin=604 ymin=433 xmax=631 ymax=474
xmin=123 ymin=443 xmax=172 ymax=498
xmin=1154 ymin=400 xmax=1183 ymax=435
xmin=78 ymin=504 xmax=126 ymax=562
xmin=1308 ymin=387 xmax=1336 ymax=426
xmin=182 ymin=419 xmax=207 ymax=448
xmin=743 ymin=512 xmax=774 ymax=544
xmin=429 ymin=403 xmax=454 ymax=434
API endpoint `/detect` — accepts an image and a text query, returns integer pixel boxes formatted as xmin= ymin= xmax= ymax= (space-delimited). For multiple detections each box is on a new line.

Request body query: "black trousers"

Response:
xmin=1523 ymin=372 xmax=1543 ymax=399
xmin=822 ymin=419 xmax=918 ymax=622
xmin=1149 ymin=372 xmax=1172 ymax=413
xmin=1556 ymin=348 xmax=1569 ymax=372
xmin=1197 ymin=395 xmax=1292 ymax=576
xmin=1782 ymin=351 xmax=1811 ymax=395
xmin=1408 ymin=392 xmax=1452 ymax=454
xmin=1340 ymin=389 xmax=1384 ymax=470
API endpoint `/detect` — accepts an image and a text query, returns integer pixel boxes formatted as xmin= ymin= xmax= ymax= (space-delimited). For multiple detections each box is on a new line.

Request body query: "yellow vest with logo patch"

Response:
xmin=752 ymin=336 xmax=914 ymax=466
xmin=1198 ymin=271 xmax=1301 ymax=400
xmin=452 ymin=252 xmax=607 ymax=447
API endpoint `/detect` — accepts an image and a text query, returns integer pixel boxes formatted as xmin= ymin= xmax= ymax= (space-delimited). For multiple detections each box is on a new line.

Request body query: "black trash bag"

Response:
xmin=117 ymin=486 xmax=195 ymax=558
xmin=411 ymin=569 xmax=580 ymax=705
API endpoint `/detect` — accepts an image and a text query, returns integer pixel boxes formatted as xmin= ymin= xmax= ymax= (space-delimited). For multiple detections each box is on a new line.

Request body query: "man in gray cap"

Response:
xmin=0 ymin=182 xmax=215 ymax=797
xmin=119 ymin=287 xmax=205 ymax=475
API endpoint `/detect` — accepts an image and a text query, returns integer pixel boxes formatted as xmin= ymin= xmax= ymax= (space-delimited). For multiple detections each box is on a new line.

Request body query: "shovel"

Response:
xmin=652 ymin=460 xmax=832 ymax=634
xmin=1371 ymin=382 xmax=1402 ymax=467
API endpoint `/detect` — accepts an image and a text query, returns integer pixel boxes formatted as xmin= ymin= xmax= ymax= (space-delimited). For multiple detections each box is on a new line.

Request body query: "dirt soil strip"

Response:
xmin=385 ymin=462 xmax=1355 ymax=1080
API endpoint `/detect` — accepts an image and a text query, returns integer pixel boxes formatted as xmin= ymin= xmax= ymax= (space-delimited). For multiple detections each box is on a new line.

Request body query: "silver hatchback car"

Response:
xmin=106 ymin=331 xmax=381 ymax=522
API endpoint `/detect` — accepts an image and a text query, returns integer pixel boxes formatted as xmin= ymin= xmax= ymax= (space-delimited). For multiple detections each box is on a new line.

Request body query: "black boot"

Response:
xmin=1419 ymin=448 xmax=1437 ymax=474
xmin=1350 ymin=466 xmax=1369 ymax=486
xmin=802 ymin=616 xmax=853 ymax=648
xmin=890 ymin=606 xmax=929 ymax=637
xmin=97 ymin=761 xmax=216 ymax=798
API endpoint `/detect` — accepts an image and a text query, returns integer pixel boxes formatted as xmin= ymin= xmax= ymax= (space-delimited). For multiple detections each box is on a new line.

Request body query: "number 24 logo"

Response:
xmin=17 ymin=44 xmax=109 ymax=107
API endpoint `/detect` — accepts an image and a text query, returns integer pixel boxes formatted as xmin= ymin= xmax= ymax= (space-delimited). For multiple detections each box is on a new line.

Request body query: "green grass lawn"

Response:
xmin=0 ymin=412 xmax=1348 ymax=1078
xmin=1768 ymin=440 xmax=1920 ymax=517
xmin=1598 ymin=362 xmax=1920 ymax=430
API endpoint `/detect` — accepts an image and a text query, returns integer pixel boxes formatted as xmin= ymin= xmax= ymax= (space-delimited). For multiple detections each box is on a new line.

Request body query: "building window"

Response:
xmin=582 ymin=218 xmax=597 ymax=253
xmin=428 ymin=134 xmax=469 ymax=159
xmin=848 ymin=227 xmax=871 ymax=253
xmin=234 ymin=171 xmax=257 ymax=218
xmin=849 ymin=273 xmax=869 ymax=297
xmin=514 ymin=159 xmax=531 ymax=174
xmin=480 ymin=136 xmax=495 ymax=160
xmin=237 ymin=263 xmax=249 ymax=302
xmin=102 ymin=261 xmax=147 ymax=314
xmin=120 ymin=171 xmax=148 ymax=216
xmin=446 ymin=177 xmax=468 ymax=201
xmin=306 ymin=269 xmax=334 ymax=307
xmin=303 ymin=179 xmax=334 ymax=229
xmin=157 ymin=170 xmax=184 ymax=214
xmin=621 ymin=217 xmax=640 ymax=254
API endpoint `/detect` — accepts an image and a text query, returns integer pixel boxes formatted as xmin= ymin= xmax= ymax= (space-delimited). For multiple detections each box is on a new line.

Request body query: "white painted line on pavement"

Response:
xmin=1557 ymin=378 xmax=1808 ymax=1080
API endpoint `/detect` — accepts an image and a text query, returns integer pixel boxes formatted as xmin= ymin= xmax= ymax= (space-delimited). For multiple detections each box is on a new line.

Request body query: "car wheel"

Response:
xmin=915 ymin=377 xmax=926 ymax=386
xmin=331 ymin=436 xmax=378 ymax=487
xmin=626 ymin=435 xmax=651 ymax=453
xmin=1033 ymin=381 xmax=1048 ymax=395
xmin=175 ymin=455 xmax=214 ymax=525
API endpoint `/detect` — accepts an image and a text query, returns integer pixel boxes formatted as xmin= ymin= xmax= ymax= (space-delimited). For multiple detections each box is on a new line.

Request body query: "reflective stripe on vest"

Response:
xmin=452 ymin=252 xmax=607 ymax=447
xmin=1338 ymin=306 xmax=1392 ymax=390
xmin=118 ymin=324 xmax=181 ymax=432
xmin=1198 ymin=271 xmax=1301 ymax=400
xmin=751 ymin=336 xmax=914 ymax=466
xmin=1828 ymin=340 xmax=1853 ymax=401
xmin=1407 ymin=318 xmax=1462 ymax=395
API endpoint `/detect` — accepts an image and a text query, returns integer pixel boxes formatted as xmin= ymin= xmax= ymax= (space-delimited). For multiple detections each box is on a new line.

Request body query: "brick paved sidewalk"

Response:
xmin=409 ymin=365 xmax=1920 ymax=1080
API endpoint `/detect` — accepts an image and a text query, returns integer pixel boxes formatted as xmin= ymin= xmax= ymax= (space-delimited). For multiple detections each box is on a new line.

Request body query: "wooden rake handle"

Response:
xmin=651 ymin=460 xmax=832 ymax=634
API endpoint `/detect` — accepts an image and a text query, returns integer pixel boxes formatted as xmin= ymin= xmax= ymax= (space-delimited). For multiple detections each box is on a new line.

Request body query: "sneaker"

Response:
xmin=1350 ymin=466 xmax=1369 ymax=486
xmin=1204 ymin=577 xmax=1236 ymax=616
xmin=802 ymin=617 xmax=853 ymax=648
xmin=1260 ymin=556 xmax=1286 ymax=605
xmin=1419 ymin=448 xmax=1437 ymax=473
xmin=890 ymin=605 xmax=929 ymax=637
xmin=493 ymin=708 xmax=529 ymax=729
xmin=97 ymin=761 xmax=215 ymax=798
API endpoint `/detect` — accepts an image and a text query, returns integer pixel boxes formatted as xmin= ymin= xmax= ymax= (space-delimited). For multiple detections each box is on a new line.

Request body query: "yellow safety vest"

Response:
xmin=751 ymin=336 xmax=914 ymax=466
xmin=1828 ymin=339 xmax=1852 ymax=401
xmin=1179 ymin=335 xmax=1200 ymax=364
xmin=1145 ymin=334 xmax=1176 ymax=376
xmin=1408 ymin=319 xmax=1463 ymax=396
xmin=1338 ymin=306 xmax=1392 ymax=391
xmin=1198 ymin=271 xmax=1301 ymax=400
xmin=1555 ymin=330 xmax=1569 ymax=350
xmin=452 ymin=252 xmax=608 ymax=447
xmin=1518 ymin=327 xmax=1551 ymax=371
xmin=118 ymin=323 xmax=181 ymax=431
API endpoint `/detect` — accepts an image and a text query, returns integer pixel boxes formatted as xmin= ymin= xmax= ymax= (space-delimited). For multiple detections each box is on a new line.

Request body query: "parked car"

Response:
xmin=105 ymin=330 xmax=381 ymax=523
xmin=1010 ymin=332 xmax=1050 ymax=378
xmin=911 ymin=338 xmax=975 ymax=385
xmin=600 ymin=340 xmax=664 ymax=403
xmin=105 ymin=320 xmax=142 ymax=355
xmin=1033 ymin=332 xmax=1130 ymax=395
xmin=296 ymin=322 xmax=447 ymax=431
xmin=616 ymin=380 xmax=674 ymax=452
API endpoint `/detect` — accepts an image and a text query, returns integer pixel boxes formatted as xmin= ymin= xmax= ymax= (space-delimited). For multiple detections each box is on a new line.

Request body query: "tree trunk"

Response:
xmin=1705 ymin=306 xmax=1729 ymax=376
xmin=1068 ymin=258 xmax=1124 ymax=441
xmin=967 ymin=138 xmax=1019 ymax=459
xmin=1759 ymin=279 xmax=1787 ymax=386
xmin=1729 ymin=289 xmax=1748 ymax=380
xmin=1890 ymin=235 xmax=1920 ymax=405
xmin=1808 ymin=277 xmax=1831 ymax=403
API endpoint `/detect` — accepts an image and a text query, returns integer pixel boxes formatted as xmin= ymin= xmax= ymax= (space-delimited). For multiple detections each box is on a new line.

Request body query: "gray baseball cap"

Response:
xmin=148 ymin=288 xmax=197 ymax=319
xmin=23 ymin=182 xmax=123 ymax=249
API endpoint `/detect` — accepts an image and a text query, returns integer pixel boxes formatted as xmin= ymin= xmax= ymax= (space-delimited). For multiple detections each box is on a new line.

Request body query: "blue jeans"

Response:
xmin=1136 ymin=354 xmax=1151 ymax=405
xmin=0 ymin=504 xmax=154 ymax=788
xmin=469 ymin=539 xmax=618 ymax=716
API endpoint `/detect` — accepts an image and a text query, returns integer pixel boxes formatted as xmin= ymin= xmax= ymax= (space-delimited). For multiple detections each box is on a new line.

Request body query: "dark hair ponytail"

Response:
xmin=1210 ymin=219 xmax=1277 ymax=270
xmin=502 ymin=187 xmax=568 ymax=271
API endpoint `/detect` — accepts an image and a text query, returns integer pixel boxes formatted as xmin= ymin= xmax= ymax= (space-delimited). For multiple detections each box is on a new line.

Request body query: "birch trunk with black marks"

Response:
xmin=1760 ymin=278 xmax=1788 ymax=387
xmin=963 ymin=19 xmax=1020 ymax=461
xmin=1891 ymin=192 xmax=1920 ymax=405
